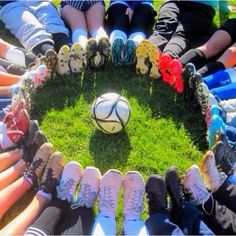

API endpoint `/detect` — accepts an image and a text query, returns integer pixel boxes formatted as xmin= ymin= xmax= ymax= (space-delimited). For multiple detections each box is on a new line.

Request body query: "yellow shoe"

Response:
xmin=57 ymin=45 xmax=71 ymax=76
xmin=136 ymin=40 xmax=150 ymax=75
xmin=149 ymin=44 xmax=160 ymax=79
xmin=70 ymin=42 xmax=86 ymax=73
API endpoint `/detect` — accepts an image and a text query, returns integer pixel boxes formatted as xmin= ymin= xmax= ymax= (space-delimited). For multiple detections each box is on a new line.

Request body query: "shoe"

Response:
xmin=165 ymin=166 xmax=185 ymax=212
xmin=145 ymin=175 xmax=167 ymax=215
xmin=213 ymin=138 xmax=235 ymax=176
xmin=57 ymin=45 xmax=71 ymax=76
xmin=57 ymin=161 xmax=83 ymax=203
xmin=111 ymin=38 xmax=124 ymax=66
xmin=171 ymin=59 xmax=184 ymax=93
xmin=136 ymin=40 xmax=150 ymax=75
xmin=72 ymin=166 xmax=101 ymax=209
xmin=22 ymin=130 xmax=48 ymax=166
xmin=97 ymin=37 xmax=111 ymax=67
xmin=200 ymin=151 xmax=226 ymax=192
xmin=22 ymin=120 xmax=39 ymax=147
xmin=39 ymin=151 xmax=64 ymax=195
xmin=183 ymin=165 xmax=210 ymax=206
xmin=208 ymin=114 xmax=226 ymax=148
xmin=123 ymin=39 xmax=136 ymax=66
xmin=45 ymin=49 xmax=58 ymax=73
xmin=86 ymin=38 xmax=97 ymax=68
xmin=148 ymin=43 xmax=160 ymax=79
xmin=123 ymin=171 xmax=145 ymax=220
xmin=159 ymin=54 xmax=173 ymax=85
xmin=24 ymin=142 xmax=54 ymax=186
xmin=98 ymin=169 xmax=122 ymax=215
xmin=70 ymin=42 xmax=86 ymax=73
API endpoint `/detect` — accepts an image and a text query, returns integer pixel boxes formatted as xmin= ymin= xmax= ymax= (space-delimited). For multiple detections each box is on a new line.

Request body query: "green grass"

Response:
xmin=0 ymin=0 xmax=236 ymax=233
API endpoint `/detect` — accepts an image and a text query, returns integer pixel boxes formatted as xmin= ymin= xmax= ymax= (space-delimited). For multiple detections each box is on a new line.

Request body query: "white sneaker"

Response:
xmin=98 ymin=169 xmax=122 ymax=216
xmin=183 ymin=165 xmax=210 ymax=206
xmin=200 ymin=151 xmax=226 ymax=192
xmin=57 ymin=161 xmax=83 ymax=203
xmin=123 ymin=171 xmax=145 ymax=220
xmin=71 ymin=166 xmax=101 ymax=209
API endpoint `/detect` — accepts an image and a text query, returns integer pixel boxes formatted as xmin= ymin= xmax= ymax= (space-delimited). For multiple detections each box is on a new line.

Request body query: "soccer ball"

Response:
xmin=91 ymin=93 xmax=131 ymax=134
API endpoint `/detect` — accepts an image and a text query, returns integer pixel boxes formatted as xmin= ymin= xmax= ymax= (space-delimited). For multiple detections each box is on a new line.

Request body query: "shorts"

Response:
xmin=61 ymin=0 xmax=104 ymax=12
xmin=219 ymin=18 xmax=236 ymax=43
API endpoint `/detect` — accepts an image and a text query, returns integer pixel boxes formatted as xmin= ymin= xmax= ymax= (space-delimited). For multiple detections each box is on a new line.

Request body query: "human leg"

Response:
xmin=0 ymin=58 xmax=26 ymax=75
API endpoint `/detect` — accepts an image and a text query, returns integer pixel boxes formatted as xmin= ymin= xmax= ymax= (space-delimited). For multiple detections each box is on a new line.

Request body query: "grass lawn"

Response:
xmin=0 ymin=0 xmax=236 ymax=234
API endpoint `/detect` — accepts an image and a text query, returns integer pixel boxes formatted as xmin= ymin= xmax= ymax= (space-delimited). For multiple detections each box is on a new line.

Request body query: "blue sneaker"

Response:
xmin=123 ymin=39 xmax=136 ymax=66
xmin=112 ymin=38 xmax=124 ymax=66
xmin=208 ymin=114 xmax=226 ymax=148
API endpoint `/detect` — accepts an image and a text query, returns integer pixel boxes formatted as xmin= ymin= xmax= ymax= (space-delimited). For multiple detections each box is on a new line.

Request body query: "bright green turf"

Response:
xmin=0 ymin=1 xmax=236 ymax=233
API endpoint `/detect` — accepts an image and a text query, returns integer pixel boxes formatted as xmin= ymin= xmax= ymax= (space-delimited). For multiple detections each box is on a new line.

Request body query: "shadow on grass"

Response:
xmin=89 ymin=130 xmax=130 ymax=173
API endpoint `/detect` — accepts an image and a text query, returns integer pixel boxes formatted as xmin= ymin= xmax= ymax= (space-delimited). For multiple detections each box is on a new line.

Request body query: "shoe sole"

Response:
xmin=136 ymin=40 xmax=150 ymax=75
xmin=97 ymin=37 xmax=111 ymax=67
xmin=112 ymin=38 xmax=124 ymax=66
xmin=86 ymin=38 xmax=97 ymax=68
xmin=70 ymin=43 xmax=86 ymax=73
xmin=45 ymin=49 xmax=58 ymax=72
xmin=149 ymin=44 xmax=160 ymax=78
xmin=123 ymin=40 xmax=136 ymax=66
xmin=57 ymin=45 xmax=71 ymax=76
xmin=196 ymin=83 xmax=210 ymax=114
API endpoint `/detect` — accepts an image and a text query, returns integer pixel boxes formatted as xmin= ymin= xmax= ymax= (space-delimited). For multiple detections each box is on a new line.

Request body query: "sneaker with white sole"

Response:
xmin=71 ymin=166 xmax=101 ymax=209
xmin=57 ymin=161 xmax=83 ymax=203
xmin=200 ymin=151 xmax=226 ymax=192
xmin=123 ymin=171 xmax=145 ymax=220
xmin=183 ymin=165 xmax=211 ymax=206
xmin=98 ymin=169 xmax=122 ymax=216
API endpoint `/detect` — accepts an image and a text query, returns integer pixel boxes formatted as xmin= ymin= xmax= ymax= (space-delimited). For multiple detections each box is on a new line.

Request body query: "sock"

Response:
xmin=32 ymin=42 xmax=55 ymax=56
xmin=72 ymin=28 xmax=88 ymax=48
xmin=91 ymin=27 xmax=108 ymax=42
xmin=52 ymin=33 xmax=71 ymax=52
xmin=198 ymin=61 xmax=226 ymax=77
xmin=37 ymin=189 xmax=52 ymax=201
xmin=179 ymin=49 xmax=206 ymax=69
xmin=129 ymin=32 xmax=145 ymax=46
xmin=110 ymin=30 xmax=127 ymax=44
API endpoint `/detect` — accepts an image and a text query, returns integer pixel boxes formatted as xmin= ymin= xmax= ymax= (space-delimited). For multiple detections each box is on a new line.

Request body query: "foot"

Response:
xmin=97 ymin=37 xmax=111 ymax=67
xmin=136 ymin=40 xmax=150 ymax=75
xmin=70 ymin=42 xmax=86 ymax=73
xmin=86 ymin=38 xmax=97 ymax=69
xmin=45 ymin=49 xmax=58 ymax=75
xmin=39 ymin=151 xmax=64 ymax=195
xmin=123 ymin=171 xmax=145 ymax=220
xmin=123 ymin=39 xmax=136 ymax=66
xmin=57 ymin=161 xmax=83 ymax=203
xmin=72 ymin=166 xmax=101 ymax=208
xmin=159 ymin=54 xmax=173 ymax=85
xmin=57 ymin=45 xmax=71 ymax=76
xmin=182 ymin=63 xmax=196 ymax=89
xmin=145 ymin=175 xmax=167 ymax=215
xmin=24 ymin=142 xmax=54 ymax=186
xmin=165 ymin=166 xmax=185 ymax=212
xmin=171 ymin=59 xmax=184 ymax=93
xmin=112 ymin=38 xmax=124 ymax=66
xmin=200 ymin=151 xmax=226 ymax=192
xmin=183 ymin=165 xmax=210 ymax=206
xmin=98 ymin=169 xmax=122 ymax=216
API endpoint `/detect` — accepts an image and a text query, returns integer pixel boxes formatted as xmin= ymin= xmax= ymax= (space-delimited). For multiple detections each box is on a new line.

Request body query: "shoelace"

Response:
xmin=29 ymin=158 xmax=43 ymax=174
xmin=125 ymin=189 xmax=144 ymax=215
xmin=99 ymin=186 xmax=115 ymax=211
xmin=57 ymin=178 xmax=77 ymax=201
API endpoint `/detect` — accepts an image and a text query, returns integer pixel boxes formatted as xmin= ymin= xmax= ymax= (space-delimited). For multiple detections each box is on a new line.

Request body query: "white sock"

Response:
xmin=72 ymin=28 xmax=88 ymax=47
xmin=129 ymin=32 xmax=146 ymax=46
xmin=91 ymin=27 xmax=108 ymax=42
xmin=110 ymin=30 xmax=127 ymax=45
xmin=5 ymin=46 xmax=27 ymax=68
xmin=37 ymin=190 xmax=52 ymax=201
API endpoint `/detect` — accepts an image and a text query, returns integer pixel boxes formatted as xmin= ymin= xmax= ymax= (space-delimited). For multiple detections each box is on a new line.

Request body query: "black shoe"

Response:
xmin=165 ymin=166 xmax=185 ymax=212
xmin=22 ymin=120 xmax=39 ymax=147
xmin=213 ymin=139 xmax=234 ymax=176
xmin=22 ymin=130 xmax=48 ymax=166
xmin=146 ymin=175 xmax=167 ymax=215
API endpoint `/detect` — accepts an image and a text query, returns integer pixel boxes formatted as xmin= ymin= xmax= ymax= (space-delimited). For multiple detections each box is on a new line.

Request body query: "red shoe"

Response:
xmin=171 ymin=59 xmax=184 ymax=93
xmin=158 ymin=54 xmax=174 ymax=85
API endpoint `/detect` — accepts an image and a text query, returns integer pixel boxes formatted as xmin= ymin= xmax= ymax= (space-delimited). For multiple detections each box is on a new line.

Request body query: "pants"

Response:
xmin=25 ymin=198 xmax=94 ymax=235
xmin=0 ymin=1 xmax=69 ymax=51
xmin=149 ymin=1 xmax=215 ymax=58
xmin=107 ymin=3 xmax=155 ymax=37
xmin=145 ymin=203 xmax=213 ymax=235
xmin=91 ymin=213 xmax=148 ymax=236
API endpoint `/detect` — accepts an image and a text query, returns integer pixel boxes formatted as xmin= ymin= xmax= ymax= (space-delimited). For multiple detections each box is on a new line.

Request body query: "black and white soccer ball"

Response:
xmin=91 ymin=93 xmax=131 ymax=134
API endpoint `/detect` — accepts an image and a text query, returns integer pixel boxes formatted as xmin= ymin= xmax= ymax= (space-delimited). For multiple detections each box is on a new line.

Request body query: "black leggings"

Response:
xmin=107 ymin=3 xmax=156 ymax=37
xmin=25 ymin=198 xmax=95 ymax=235
xmin=149 ymin=1 xmax=215 ymax=58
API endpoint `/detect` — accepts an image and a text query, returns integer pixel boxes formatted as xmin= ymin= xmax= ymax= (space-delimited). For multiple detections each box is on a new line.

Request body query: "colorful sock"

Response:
xmin=129 ymin=32 xmax=146 ymax=46
xmin=110 ymin=30 xmax=127 ymax=45
xmin=72 ymin=28 xmax=88 ymax=48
